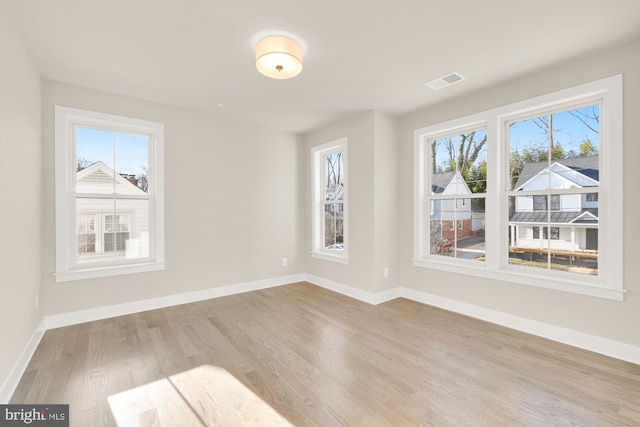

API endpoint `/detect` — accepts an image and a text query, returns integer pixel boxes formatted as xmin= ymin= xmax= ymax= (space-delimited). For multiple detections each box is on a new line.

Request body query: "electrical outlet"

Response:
xmin=383 ymin=268 xmax=389 ymax=278
xmin=282 ymin=258 xmax=288 ymax=267
xmin=35 ymin=293 xmax=39 ymax=308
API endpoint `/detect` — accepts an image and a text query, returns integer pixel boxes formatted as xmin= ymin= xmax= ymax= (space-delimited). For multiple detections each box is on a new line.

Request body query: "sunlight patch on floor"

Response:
xmin=107 ymin=365 xmax=294 ymax=426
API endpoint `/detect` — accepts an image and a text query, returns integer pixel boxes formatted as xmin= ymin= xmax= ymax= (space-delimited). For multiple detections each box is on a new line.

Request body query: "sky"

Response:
xmin=509 ymin=104 xmax=600 ymax=156
xmin=75 ymin=126 xmax=149 ymax=177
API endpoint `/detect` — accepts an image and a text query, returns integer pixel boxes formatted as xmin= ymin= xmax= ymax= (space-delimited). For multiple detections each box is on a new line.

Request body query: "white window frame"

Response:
xmin=414 ymin=75 xmax=623 ymax=300
xmin=311 ymin=138 xmax=348 ymax=264
xmin=55 ymin=106 xmax=165 ymax=282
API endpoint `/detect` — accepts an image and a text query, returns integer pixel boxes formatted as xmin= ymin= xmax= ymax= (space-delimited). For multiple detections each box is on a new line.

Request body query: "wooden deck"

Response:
xmin=510 ymin=246 xmax=597 ymax=265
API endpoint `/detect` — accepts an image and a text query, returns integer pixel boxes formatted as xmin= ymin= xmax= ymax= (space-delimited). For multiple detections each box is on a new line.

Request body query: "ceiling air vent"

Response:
xmin=425 ymin=72 xmax=465 ymax=90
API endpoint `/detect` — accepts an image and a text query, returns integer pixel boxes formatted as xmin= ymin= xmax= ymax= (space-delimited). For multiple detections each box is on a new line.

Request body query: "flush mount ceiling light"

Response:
xmin=255 ymin=35 xmax=303 ymax=79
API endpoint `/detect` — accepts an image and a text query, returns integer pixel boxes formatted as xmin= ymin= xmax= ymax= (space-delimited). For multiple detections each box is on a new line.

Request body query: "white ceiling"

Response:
xmin=4 ymin=0 xmax=640 ymax=133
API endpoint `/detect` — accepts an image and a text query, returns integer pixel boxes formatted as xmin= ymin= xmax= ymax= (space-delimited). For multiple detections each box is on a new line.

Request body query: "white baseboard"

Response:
xmin=46 ymin=274 xmax=306 ymax=330
xmin=305 ymin=274 xmax=402 ymax=305
xmin=0 ymin=319 xmax=46 ymax=404
xmin=399 ymin=287 xmax=640 ymax=365
xmin=4 ymin=274 xmax=639 ymax=404
xmin=298 ymin=276 xmax=640 ymax=365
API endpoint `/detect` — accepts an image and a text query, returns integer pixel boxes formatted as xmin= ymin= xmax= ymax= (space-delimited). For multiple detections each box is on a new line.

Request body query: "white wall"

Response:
xmin=305 ymin=111 xmax=376 ymax=291
xmin=40 ymin=81 xmax=305 ymax=315
xmin=372 ymin=112 xmax=400 ymax=293
xmin=0 ymin=2 xmax=42 ymax=399
xmin=399 ymin=39 xmax=640 ymax=347
xmin=304 ymin=111 xmax=399 ymax=295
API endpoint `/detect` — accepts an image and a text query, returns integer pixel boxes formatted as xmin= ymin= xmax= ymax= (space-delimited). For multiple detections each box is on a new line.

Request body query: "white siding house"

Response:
xmin=430 ymin=171 xmax=473 ymax=239
xmin=509 ymin=156 xmax=599 ymax=253
xmin=76 ymin=162 xmax=150 ymax=262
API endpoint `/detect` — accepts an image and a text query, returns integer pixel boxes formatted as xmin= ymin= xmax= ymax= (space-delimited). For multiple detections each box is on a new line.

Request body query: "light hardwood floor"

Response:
xmin=10 ymin=282 xmax=640 ymax=426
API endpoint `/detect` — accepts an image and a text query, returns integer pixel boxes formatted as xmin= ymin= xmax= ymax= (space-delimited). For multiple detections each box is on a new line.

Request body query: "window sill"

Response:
xmin=412 ymin=258 xmax=624 ymax=301
xmin=311 ymin=251 xmax=349 ymax=265
xmin=55 ymin=261 xmax=165 ymax=282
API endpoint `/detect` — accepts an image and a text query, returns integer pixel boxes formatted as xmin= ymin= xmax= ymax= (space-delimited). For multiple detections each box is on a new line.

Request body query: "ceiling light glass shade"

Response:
xmin=255 ymin=35 xmax=303 ymax=79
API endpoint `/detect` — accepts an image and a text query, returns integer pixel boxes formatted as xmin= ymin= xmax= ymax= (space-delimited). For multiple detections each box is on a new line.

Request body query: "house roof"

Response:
xmin=77 ymin=161 xmax=146 ymax=195
xmin=514 ymin=156 xmax=599 ymax=189
xmin=509 ymin=209 xmax=598 ymax=225
xmin=431 ymin=171 xmax=457 ymax=194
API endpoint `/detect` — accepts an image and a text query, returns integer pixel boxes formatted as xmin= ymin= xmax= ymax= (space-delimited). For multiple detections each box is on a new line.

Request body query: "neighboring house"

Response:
xmin=508 ymin=156 xmax=599 ymax=253
xmin=76 ymin=161 xmax=149 ymax=261
xmin=430 ymin=171 xmax=473 ymax=241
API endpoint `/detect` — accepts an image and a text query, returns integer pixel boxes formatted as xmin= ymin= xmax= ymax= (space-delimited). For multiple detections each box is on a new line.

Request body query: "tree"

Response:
xmin=431 ymin=131 xmax=487 ymax=189
xmin=77 ymin=157 xmax=93 ymax=171
xmin=325 ymin=152 xmax=343 ymax=189
xmin=579 ymin=139 xmax=598 ymax=157
xmin=138 ymin=166 xmax=149 ymax=193
xmin=468 ymin=161 xmax=487 ymax=194
xmin=569 ymin=105 xmax=599 ymax=134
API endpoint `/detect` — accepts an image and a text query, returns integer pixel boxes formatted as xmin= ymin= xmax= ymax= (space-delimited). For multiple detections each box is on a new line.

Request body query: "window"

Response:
xmin=311 ymin=138 xmax=348 ymax=263
xmin=103 ymin=214 xmax=130 ymax=253
xmin=422 ymin=128 xmax=487 ymax=259
xmin=77 ymin=214 xmax=96 ymax=255
xmin=533 ymin=226 xmax=559 ymax=240
xmin=55 ymin=106 xmax=165 ymax=281
xmin=533 ymin=195 xmax=560 ymax=211
xmin=533 ymin=195 xmax=547 ymax=211
xmin=414 ymin=75 xmax=623 ymax=300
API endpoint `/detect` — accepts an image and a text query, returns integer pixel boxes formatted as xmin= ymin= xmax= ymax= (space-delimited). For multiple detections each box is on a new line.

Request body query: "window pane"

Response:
xmin=115 ymin=199 xmax=149 ymax=259
xmin=322 ymin=152 xmax=346 ymax=250
xmin=431 ymin=129 xmax=487 ymax=195
xmin=115 ymin=133 xmax=149 ymax=194
xmin=323 ymin=152 xmax=344 ymax=201
xmin=509 ymin=104 xmax=600 ymax=191
xmin=508 ymin=195 xmax=598 ymax=275
xmin=105 ymin=214 xmax=129 ymax=233
xmin=75 ymin=198 xmax=149 ymax=263
xmin=430 ymin=197 xmax=485 ymax=261
xmin=76 ymin=126 xmax=113 ymax=171
xmin=324 ymin=203 xmax=344 ymax=249
xmin=76 ymin=214 xmax=96 ymax=258
xmin=531 ymin=195 xmax=561 ymax=211
xmin=76 ymin=127 xmax=116 ymax=194
xmin=76 ymin=127 xmax=149 ymax=195
xmin=76 ymin=198 xmax=111 ymax=263
xmin=533 ymin=195 xmax=547 ymax=211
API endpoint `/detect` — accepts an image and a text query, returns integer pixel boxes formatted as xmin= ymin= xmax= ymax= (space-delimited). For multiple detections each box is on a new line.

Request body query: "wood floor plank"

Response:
xmin=10 ymin=282 xmax=640 ymax=426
